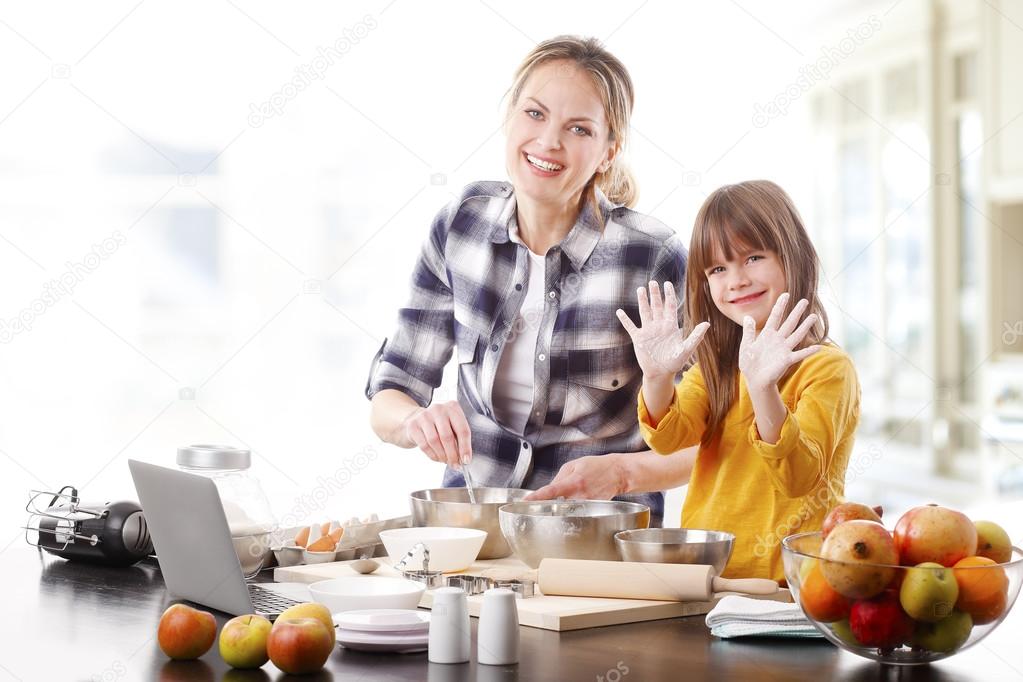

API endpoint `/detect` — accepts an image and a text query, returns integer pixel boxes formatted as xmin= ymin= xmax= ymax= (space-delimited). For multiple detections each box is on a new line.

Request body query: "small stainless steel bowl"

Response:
xmin=499 ymin=500 xmax=650 ymax=568
xmin=410 ymin=488 xmax=530 ymax=559
xmin=614 ymin=528 xmax=735 ymax=575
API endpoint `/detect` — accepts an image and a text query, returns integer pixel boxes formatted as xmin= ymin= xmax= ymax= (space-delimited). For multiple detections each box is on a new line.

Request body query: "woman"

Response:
xmin=366 ymin=36 xmax=703 ymax=523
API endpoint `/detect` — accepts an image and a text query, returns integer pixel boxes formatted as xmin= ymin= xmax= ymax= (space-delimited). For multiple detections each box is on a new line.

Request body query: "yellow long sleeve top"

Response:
xmin=638 ymin=344 xmax=860 ymax=583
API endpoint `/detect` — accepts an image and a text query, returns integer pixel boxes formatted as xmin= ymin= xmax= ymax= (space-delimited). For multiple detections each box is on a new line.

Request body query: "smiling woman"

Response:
xmin=366 ymin=36 xmax=698 ymax=524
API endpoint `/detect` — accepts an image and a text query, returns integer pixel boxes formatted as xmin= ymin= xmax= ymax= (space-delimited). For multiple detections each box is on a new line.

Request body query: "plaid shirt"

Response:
xmin=366 ymin=180 xmax=688 ymax=523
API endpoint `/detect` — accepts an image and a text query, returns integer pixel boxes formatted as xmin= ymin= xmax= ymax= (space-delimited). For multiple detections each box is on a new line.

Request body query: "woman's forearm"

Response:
xmin=369 ymin=389 xmax=423 ymax=448
xmin=618 ymin=446 xmax=698 ymax=494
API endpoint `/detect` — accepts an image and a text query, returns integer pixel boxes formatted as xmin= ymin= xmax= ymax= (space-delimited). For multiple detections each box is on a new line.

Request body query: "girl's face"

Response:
xmin=704 ymin=243 xmax=787 ymax=329
xmin=504 ymin=60 xmax=616 ymax=208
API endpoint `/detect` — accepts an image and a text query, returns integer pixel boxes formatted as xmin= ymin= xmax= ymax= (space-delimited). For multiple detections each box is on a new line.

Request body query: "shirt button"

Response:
xmin=522 ymin=442 xmax=529 ymax=449
xmin=491 ymin=344 xmax=499 ymax=352
xmin=612 ymin=379 xmax=619 ymax=387
xmin=548 ymin=291 xmax=556 ymax=299
xmin=538 ymin=354 xmax=546 ymax=362
xmin=534 ymin=410 xmax=541 ymax=416
xmin=515 ymin=283 xmax=522 ymax=291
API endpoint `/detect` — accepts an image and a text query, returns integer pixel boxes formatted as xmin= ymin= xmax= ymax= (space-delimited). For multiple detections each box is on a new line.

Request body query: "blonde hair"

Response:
xmin=685 ymin=180 xmax=830 ymax=447
xmin=505 ymin=35 xmax=638 ymax=213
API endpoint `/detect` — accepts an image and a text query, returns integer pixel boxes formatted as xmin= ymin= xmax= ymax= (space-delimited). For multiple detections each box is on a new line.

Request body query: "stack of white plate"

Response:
xmin=333 ymin=609 xmax=431 ymax=653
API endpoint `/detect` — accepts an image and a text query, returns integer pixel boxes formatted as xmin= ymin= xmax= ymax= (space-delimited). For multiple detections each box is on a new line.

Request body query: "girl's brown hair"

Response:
xmin=685 ymin=180 xmax=830 ymax=447
xmin=505 ymin=35 xmax=638 ymax=214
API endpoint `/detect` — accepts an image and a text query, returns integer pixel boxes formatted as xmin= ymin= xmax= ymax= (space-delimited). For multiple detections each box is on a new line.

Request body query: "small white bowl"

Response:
xmin=273 ymin=544 xmax=305 ymax=567
xmin=309 ymin=576 xmax=426 ymax=613
xmin=303 ymin=548 xmax=338 ymax=564
xmin=379 ymin=526 xmax=486 ymax=573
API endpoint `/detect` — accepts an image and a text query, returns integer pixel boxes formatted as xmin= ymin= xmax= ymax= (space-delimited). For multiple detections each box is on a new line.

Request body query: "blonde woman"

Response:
xmin=367 ymin=36 xmax=703 ymax=523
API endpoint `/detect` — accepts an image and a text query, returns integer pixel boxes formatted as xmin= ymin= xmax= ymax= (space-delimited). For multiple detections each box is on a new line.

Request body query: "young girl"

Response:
xmin=616 ymin=180 xmax=860 ymax=583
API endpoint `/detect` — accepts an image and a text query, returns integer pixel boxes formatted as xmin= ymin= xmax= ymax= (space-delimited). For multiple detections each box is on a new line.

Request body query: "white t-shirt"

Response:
xmin=492 ymin=233 xmax=547 ymax=435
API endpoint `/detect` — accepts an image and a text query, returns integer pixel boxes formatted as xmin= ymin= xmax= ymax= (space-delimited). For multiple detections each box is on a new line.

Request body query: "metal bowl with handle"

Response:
xmin=498 ymin=500 xmax=650 ymax=568
xmin=614 ymin=528 xmax=735 ymax=575
xmin=409 ymin=488 xmax=530 ymax=559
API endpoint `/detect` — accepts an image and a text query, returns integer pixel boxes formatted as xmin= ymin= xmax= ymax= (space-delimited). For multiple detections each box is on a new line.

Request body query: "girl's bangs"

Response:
xmin=692 ymin=196 xmax=770 ymax=271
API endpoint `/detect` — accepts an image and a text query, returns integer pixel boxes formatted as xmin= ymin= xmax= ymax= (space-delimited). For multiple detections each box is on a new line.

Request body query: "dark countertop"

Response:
xmin=6 ymin=546 xmax=1023 ymax=682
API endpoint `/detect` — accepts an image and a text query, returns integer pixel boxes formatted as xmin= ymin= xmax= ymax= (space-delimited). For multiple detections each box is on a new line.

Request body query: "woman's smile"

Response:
xmin=523 ymin=151 xmax=565 ymax=176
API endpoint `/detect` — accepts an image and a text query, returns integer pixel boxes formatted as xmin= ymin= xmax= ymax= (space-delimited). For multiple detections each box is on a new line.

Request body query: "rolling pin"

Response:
xmin=538 ymin=558 xmax=780 ymax=601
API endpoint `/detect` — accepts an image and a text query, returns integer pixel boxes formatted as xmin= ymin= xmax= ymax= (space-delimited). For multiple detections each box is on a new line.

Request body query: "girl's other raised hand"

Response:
xmin=738 ymin=292 xmax=821 ymax=390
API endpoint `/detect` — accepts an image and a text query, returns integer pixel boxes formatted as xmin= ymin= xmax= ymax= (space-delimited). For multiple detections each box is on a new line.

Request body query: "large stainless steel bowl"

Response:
xmin=498 ymin=500 xmax=650 ymax=568
xmin=410 ymin=488 xmax=530 ymax=559
xmin=614 ymin=528 xmax=735 ymax=575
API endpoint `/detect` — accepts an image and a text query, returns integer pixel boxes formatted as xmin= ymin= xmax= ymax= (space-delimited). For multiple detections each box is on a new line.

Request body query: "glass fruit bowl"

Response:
xmin=781 ymin=531 xmax=1023 ymax=665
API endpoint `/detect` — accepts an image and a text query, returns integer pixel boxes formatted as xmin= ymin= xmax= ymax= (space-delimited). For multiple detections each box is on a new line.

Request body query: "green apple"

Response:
xmin=219 ymin=614 xmax=271 ymax=669
xmin=900 ymin=562 xmax=959 ymax=622
xmin=829 ymin=619 xmax=859 ymax=646
xmin=913 ymin=610 xmax=973 ymax=652
xmin=974 ymin=521 xmax=1012 ymax=563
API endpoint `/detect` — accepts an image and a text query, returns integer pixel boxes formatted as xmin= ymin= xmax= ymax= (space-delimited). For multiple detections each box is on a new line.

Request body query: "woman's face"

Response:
xmin=704 ymin=242 xmax=787 ymax=329
xmin=505 ymin=60 xmax=616 ymax=208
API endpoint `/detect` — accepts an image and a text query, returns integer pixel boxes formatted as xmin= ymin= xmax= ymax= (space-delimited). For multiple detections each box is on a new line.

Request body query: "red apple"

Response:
xmin=849 ymin=591 xmax=915 ymax=649
xmin=218 ymin=614 xmax=271 ymax=669
xmin=894 ymin=504 xmax=977 ymax=567
xmin=277 ymin=602 xmax=335 ymax=647
xmin=822 ymin=503 xmax=883 ymax=538
xmin=821 ymin=520 xmax=899 ymax=599
xmin=267 ymin=617 xmax=333 ymax=675
xmin=157 ymin=604 xmax=217 ymax=660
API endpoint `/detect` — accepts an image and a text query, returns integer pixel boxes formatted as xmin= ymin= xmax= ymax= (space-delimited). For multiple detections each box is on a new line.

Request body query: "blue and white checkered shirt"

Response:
xmin=366 ymin=181 xmax=688 ymax=523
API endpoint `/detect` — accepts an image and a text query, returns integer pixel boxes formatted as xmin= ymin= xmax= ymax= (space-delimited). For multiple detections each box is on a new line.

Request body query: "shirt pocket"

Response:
xmin=454 ymin=322 xmax=486 ymax=414
xmin=560 ymin=342 xmax=640 ymax=438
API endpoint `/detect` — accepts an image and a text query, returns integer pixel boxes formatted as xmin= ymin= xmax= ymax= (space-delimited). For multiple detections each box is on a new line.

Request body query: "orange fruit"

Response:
xmin=800 ymin=561 xmax=852 ymax=622
xmin=953 ymin=556 xmax=1009 ymax=624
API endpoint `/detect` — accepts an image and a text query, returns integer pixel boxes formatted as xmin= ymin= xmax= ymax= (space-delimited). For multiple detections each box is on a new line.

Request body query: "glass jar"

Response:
xmin=176 ymin=444 xmax=277 ymax=578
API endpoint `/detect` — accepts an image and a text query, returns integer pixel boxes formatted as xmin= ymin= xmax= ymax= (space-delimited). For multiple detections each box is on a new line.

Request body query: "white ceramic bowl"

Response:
xmin=378 ymin=526 xmax=486 ymax=572
xmin=309 ymin=576 xmax=426 ymax=613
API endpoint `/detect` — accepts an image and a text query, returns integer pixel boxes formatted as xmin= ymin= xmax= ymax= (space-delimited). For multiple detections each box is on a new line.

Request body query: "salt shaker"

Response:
xmin=428 ymin=587 xmax=471 ymax=664
xmin=477 ymin=587 xmax=519 ymax=665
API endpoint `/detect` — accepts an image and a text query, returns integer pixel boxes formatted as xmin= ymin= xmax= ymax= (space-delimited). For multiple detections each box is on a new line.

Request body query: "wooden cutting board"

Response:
xmin=274 ymin=557 xmax=792 ymax=632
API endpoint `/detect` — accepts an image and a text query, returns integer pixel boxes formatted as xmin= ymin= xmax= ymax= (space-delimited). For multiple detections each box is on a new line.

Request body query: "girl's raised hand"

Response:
xmin=738 ymin=293 xmax=822 ymax=390
xmin=616 ymin=281 xmax=710 ymax=380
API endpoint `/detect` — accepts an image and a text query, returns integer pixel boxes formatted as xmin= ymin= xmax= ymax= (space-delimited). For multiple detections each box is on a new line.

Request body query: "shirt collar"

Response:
xmin=489 ymin=185 xmax=619 ymax=272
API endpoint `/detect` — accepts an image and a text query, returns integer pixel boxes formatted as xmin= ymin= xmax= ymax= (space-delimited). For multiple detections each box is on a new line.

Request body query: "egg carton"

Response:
xmin=268 ymin=515 xmax=411 ymax=568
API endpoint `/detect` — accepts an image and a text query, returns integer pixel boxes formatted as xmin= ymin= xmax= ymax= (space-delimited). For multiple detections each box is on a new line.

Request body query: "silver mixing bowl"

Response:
xmin=614 ymin=528 xmax=735 ymax=575
xmin=498 ymin=500 xmax=650 ymax=568
xmin=410 ymin=488 xmax=530 ymax=559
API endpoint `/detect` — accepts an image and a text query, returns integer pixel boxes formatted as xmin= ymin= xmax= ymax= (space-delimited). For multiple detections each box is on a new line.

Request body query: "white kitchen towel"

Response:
xmin=705 ymin=595 xmax=824 ymax=639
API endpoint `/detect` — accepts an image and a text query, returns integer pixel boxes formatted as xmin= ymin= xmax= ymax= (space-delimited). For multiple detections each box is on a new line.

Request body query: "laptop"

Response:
xmin=128 ymin=459 xmax=305 ymax=618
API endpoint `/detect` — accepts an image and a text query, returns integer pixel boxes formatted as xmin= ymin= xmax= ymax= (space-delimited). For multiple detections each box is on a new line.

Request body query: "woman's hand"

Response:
xmin=616 ymin=281 xmax=710 ymax=380
xmin=401 ymin=401 xmax=472 ymax=468
xmin=738 ymin=293 xmax=822 ymax=391
xmin=524 ymin=454 xmax=626 ymax=501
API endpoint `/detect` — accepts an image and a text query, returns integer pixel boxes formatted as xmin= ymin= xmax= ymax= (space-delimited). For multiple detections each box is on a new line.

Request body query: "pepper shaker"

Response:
xmin=477 ymin=587 xmax=519 ymax=665
xmin=428 ymin=587 xmax=471 ymax=664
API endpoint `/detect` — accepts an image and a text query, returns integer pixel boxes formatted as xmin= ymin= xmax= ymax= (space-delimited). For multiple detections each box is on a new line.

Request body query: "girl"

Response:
xmin=617 ymin=180 xmax=860 ymax=582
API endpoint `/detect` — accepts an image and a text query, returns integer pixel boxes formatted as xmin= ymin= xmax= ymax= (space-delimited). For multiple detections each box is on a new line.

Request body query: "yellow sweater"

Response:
xmin=638 ymin=344 xmax=860 ymax=583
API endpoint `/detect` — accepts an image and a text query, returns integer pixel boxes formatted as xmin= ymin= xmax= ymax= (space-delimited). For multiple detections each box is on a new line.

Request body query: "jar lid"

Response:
xmin=177 ymin=444 xmax=251 ymax=470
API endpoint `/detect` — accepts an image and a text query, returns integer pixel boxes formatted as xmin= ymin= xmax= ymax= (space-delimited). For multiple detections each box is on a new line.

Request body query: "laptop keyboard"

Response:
xmin=248 ymin=583 xmax=303 ymax=618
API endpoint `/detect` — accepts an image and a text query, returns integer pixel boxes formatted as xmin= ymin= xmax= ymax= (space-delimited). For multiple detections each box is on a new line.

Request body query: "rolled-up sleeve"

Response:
xmin=747 ymin=352 xmax=859 ymax=498
xmin=638 ymin=364 xmax=710 ymax=454
xmin=365 ymin=202 xmax=457 ymax=407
